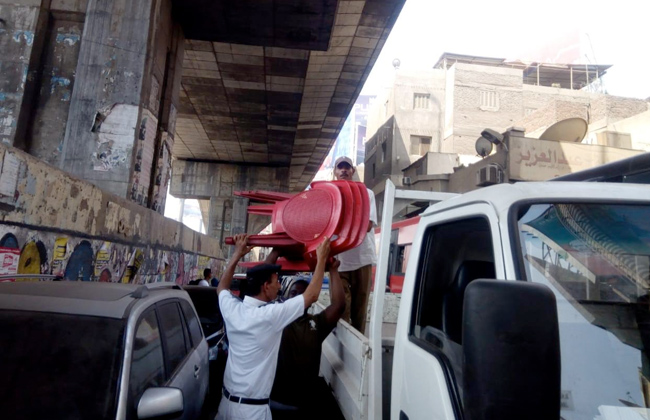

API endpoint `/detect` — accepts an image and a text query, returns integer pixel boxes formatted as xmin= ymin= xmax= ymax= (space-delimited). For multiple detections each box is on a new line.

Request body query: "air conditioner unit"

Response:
xmin=476 ymin=164 xmax=503 ymax=187
xmin=403 ymin=176 xmax=412 ymax=186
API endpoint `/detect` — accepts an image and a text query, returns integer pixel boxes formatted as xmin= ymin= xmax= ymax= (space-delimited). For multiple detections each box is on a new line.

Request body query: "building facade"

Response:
xmin=364 ymin=53 xmax=650 ymax=212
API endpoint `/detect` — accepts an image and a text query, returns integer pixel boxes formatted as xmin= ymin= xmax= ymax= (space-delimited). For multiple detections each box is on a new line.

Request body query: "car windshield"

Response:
xmin=517 ymin=202 xmax=650 ymax=419
xmin=0 ymin=310 xmax=125 ymax=419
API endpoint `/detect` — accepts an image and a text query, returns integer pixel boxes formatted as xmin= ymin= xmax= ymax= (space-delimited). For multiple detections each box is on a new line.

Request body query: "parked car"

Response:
xmin=0 ymin=281 xmax=209 ymax=420
xmin=183 ymin=285 xmax=225 ymax=419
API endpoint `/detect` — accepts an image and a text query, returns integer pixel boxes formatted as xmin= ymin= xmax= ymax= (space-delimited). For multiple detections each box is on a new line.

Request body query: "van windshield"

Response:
xmin=0 ymin=310 xmax=125 ymax=419
xmin=517 ymin=203 xmax=650 ymax=420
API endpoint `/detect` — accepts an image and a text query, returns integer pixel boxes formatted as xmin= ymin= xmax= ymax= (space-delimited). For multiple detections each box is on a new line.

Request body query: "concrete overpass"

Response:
xmin=1 ymin=0 xmax=405 ymax=249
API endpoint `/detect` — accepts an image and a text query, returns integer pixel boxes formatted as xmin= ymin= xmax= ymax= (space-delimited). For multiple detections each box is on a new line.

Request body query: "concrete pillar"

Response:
xmin=206 ymin=196 xmax=250 ymax=256
xmin=0 ymin=0 xmax=51 ymax=146
xmin=231 ymin=196 xmax=248 ymax=236
xmin=57 ymin=0 xmax=183 ymax=210
xmin=19 ymin=0 xmax=87 ymax=166
xmin=171 ymin=160 xmax=290 ymax=247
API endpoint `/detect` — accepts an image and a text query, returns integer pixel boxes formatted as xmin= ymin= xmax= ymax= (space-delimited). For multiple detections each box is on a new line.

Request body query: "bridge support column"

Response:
xmin=18 ymin=0 xmax=184 ymax=213
xmin=171 ymin=160 xmax=290 ymax=248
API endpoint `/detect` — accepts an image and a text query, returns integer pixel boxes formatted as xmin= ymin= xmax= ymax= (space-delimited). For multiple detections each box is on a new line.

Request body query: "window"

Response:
xmin=479 ymin=90 xmax=499 ymax=111
xmin=411 ymin=217 xmax=495 ymax=400
xmin=372 ymin=163 xmax=376 ymax=179
xmin=381 ymin=142 xmax=387 ymax=163
xmin=525 ymin=107 xmax=537 ymax=116
xmin=401 ymin=244 xmax=411 ymax=274
xmin=180 ymin=300 xmax=203 ymax=348
xmin=130 ymin=310 xmax=165 ymax=410
xmin=0 ymin=311 xmax=124 ymax=419
xmin=410 ymin=135 xmax=431 ymax=156
xmin=413 ymin=93 xmax=430 ymax=109
xmin=517 ymin=203 xmax=650 ymax=418
xmin=395 ymin=245 xmax=406 ymax=275
xmin=158 ymin=302 xmax=190 ymax=375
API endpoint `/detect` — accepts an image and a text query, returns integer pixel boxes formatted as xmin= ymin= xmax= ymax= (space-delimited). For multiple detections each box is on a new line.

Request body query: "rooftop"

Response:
xmin=434 ymin=52 xmax=611 ymax=90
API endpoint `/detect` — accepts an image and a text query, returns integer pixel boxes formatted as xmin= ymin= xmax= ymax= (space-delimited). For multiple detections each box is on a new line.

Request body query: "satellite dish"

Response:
xmin=392 ymin=58 xmax=401 ymax=69
xmin=475 ymin=136 xmax=494 ymax=158
xmin=539 ymin=118 xmax=588 ymax=143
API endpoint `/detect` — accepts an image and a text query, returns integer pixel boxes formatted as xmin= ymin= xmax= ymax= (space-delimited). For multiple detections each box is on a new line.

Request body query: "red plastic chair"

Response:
xmin=351 ymin=182 xmax=370 ymax=248
xmin=311 ymin=181 xmax=350 ymax=253
xmin=226 ymin=181 xmax=370 ymax=272
xmin=282 ymin=186 xmax=342 ymax=254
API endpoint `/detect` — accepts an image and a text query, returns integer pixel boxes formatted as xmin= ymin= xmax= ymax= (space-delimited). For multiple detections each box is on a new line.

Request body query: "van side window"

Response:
xmin=130 ymin=310 xmax=165 ymax=411
xmin=158 ymin=302 xmax=190 ymax=375
xmin=410 ymin=217 xmax=495 ymax=395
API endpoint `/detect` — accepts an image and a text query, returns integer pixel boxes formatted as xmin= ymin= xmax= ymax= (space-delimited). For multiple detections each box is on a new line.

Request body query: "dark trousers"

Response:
xmin=270 ymin=377 xmax=344 ymax=420
xmin=340 ymin=264 xmax=372 ymax=334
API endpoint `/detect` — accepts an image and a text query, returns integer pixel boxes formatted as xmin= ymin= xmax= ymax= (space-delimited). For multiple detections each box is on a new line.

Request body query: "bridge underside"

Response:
xmin=172 ymin=0 xmax=405 ymax=191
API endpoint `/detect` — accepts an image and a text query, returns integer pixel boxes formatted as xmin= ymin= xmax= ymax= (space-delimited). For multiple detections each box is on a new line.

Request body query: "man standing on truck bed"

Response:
xmin=270 ymin=259 xmax=346 ymax=419
xmin=334 ymin=156 xmax=377 ymax=334
xmin=216 ymin=234 xmax=331 ymax=420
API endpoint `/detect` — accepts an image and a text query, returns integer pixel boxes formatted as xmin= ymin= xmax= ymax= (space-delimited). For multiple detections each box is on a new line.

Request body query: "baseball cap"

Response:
xmin=334 ymin=156 xmax=354 ymax=168
xmin=246 ymin=264 xmax=282 ymax=282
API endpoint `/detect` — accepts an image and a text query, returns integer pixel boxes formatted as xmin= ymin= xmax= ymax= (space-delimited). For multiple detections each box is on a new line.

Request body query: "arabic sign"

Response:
xmin=509 ymin=137 xmax=642 ymax=181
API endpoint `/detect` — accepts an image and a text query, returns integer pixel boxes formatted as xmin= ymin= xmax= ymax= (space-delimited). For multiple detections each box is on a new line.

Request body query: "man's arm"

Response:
xmin=301 ymin=237 xmax=330 ymax=309
xmin=323 ymin=258 xmax=345 ymax=327
xmin=264 ymin=248 xmax=280 ymax=264
xmin=217 ymin=234 xmax=253 ymax=295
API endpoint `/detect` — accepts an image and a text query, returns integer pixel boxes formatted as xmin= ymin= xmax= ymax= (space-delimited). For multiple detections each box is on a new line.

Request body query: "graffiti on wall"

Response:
xmin=0 ymin=226 xmax=224 ymax=284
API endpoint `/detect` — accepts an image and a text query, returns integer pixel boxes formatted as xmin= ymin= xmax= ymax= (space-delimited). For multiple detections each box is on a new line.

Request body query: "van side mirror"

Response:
xmin=137 ymin=387 xmax=184 ymax=419
xmin=462 ymin=280 xmax=560 ymax=420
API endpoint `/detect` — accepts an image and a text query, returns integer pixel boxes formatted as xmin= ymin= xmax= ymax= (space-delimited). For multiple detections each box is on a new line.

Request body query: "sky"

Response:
xmin=361 ymin=0 xmax=650 ymax=99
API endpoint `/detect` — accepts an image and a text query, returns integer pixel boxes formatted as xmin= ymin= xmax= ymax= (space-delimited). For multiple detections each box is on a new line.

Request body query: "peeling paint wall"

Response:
xmin=0 ymin=3 xmax=40 ymax=145
xmin=26 ymin=12 xmax=84 ymax=164
xmin=150 ymin=130 xmax=173 ymax=213
xmin=0 ymin=142 xmax=224 ymax=282
xmin=92 ymin=103 xmax=138 ymax=172
xmin=130 ymin=109 xmax=158 ymax=205
xmin=59 ymin=0 xmax=156 ymax=198
xmin=1 ymin=0 xmax=183 ymax=212
xmin=133 ymin=0 xmax=184 ymax=213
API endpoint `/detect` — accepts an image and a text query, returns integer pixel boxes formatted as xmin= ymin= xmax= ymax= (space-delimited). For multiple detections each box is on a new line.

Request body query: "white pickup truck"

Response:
xmin=320 ymin=179 xmax=650 ymax=420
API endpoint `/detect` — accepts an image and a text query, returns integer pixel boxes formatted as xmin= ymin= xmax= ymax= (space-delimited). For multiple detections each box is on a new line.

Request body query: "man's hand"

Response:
xmin=316 ymin=237 xmax=331 ymax=262
xmin=324 ymin=257 xmax=344 ymax=327
xmin=233 ymin=234 xmax=253 ymax=258
xmin=217 ymin=233 xmax=252 ymax=295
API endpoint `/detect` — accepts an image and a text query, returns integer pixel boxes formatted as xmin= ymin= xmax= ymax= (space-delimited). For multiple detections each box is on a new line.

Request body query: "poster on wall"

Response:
xmin=0 ymin=152 xmax=21 ymax=198
xmin=131 ymin=109 xmax=158 ymax=206
xmin=0 ymin=246 xmax=20 ymax=280
xmin=51 ymin=237 xmax=69 ymax=277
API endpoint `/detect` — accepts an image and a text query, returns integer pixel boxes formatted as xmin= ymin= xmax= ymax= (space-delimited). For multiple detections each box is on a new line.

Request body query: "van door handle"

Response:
xmin=399 ymin=411 xmax=409 ymax=420
xmin=194 ymin=365 xmax=200 ymax=379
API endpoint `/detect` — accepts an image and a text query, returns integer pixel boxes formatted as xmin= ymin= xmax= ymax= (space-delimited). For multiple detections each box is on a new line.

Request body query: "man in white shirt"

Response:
xmin=333 ymin=156 xmax=378 ymax=334
xmin=198 ymin=268 xmax=211 ymax=287
xmin=216 ymin=234 xmax=331 ymax=420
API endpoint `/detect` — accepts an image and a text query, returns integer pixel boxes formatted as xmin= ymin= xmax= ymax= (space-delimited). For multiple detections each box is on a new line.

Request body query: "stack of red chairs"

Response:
xmin=225 ymin=180 xmax=369 ymax=272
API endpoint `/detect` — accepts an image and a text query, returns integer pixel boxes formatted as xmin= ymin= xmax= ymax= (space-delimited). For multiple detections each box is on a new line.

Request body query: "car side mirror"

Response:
xmin=137 ymin=387 xmax=184 ymax=419
xmin=462 ymin=280 xmax=561 ymax=420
